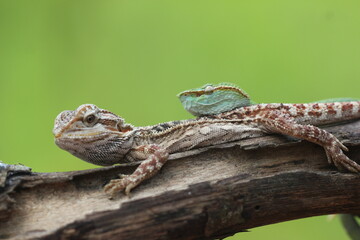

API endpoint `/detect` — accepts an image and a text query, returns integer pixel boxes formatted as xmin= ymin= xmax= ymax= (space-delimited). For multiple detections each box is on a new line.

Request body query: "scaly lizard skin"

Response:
xmin=53 ymin=87 xmax=360 ymax=197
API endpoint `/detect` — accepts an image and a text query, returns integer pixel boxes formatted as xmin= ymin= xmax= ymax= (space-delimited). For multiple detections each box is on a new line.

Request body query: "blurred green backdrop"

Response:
xmin=1 ymin=0 xmax=359 ymax=239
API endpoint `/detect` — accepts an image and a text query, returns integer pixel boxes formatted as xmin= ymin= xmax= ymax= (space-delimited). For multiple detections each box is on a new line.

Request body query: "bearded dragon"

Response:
xmin=53 ymin=84 xmax=360 ymax=197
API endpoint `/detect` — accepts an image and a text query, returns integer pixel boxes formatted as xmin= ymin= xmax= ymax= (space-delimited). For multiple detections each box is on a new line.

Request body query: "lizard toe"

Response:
xmin=104 ymin=179 xmax=127 ymax=197
xmin=325 ymin=150 xmax=334 ymax=165
xmin=333 ymin=153 xmax=360 ymax=173
xmin=125 ymin=183 xmax=136 ymax=196
xmin=337 ymin=140 xmax=349 ymax=152
xmin=342 ymin=159 xmax=360 ymax=173
xmin=118 ymin=173 xmax=129 ymax=179
xmin=325 ymin=143 xmax=360 ymax=173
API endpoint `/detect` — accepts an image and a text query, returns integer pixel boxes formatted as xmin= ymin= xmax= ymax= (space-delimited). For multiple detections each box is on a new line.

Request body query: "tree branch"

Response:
xmin=1 ymin=120 xmax=360 ymax=240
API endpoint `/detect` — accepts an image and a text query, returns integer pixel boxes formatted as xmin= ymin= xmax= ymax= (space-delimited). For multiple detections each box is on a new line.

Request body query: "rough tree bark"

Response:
xmin=1 ymin=120 xmax=360 ymax=240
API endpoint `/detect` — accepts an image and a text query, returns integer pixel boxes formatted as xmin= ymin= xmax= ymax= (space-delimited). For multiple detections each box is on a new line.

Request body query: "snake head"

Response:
xmin=53 ymin=104 xmax=134 ymax=166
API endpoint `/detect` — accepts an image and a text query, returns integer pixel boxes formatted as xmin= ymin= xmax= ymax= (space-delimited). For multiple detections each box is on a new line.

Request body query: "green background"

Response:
xmin=0 ymin=0 xmax=358 ymax=239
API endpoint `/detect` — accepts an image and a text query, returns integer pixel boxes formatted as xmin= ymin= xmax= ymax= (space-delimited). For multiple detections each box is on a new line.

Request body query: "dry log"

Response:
xmin=1 ymin=120 xmax=360 ymax=240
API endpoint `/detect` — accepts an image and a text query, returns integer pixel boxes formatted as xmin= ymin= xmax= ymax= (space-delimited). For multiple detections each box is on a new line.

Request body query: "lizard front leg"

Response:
xmin=258 ymin=110 xmax=360 ymax=173
xmin=104 ymin=144 xmax=169 ymax=197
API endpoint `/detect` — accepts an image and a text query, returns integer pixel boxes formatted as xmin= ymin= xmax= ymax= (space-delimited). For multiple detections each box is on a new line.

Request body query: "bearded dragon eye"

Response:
xmin=84 ymin=114 xmax=97 ymax=126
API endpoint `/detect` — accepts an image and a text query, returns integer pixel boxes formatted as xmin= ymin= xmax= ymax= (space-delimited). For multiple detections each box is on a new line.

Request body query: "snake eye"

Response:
xmin=84 ymin=114 xmax=97 ymax=126
xmin=204 ymin=85 xmax=215 ymax=94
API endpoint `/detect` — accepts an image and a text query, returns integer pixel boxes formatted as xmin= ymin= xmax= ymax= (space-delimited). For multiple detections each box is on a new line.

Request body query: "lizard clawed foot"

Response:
xmin=103 ymin=145 xmax=169 ymax=199
xmin=325 ymin=143 xmax=360 ymax=173
xmin=104 ymin=175 xmax=135 ymax=198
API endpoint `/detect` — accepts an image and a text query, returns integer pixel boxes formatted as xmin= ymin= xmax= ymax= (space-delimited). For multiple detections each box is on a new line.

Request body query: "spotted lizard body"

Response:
xmin=53 ymin=86 xmax=360 ymax=197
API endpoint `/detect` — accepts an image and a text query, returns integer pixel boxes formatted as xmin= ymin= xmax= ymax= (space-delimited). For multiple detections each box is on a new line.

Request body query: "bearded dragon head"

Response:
xmin=178 ymin=83 xmax=253 ymax=117
xmin=53 ymin=104 xmax=134 ymax=166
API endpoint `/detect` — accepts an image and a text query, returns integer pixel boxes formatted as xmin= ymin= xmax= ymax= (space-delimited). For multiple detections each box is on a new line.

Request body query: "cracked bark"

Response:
xmin=1 ymin=120 xmax=360 ymax=240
